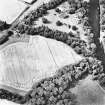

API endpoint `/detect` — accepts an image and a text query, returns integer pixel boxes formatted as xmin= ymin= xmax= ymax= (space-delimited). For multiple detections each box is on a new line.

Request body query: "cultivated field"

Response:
xmin=0 ymin=35 xmax=83 ymax=93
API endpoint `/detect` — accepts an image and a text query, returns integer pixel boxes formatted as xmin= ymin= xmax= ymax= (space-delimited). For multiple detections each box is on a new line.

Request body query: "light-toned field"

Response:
xmin=0 ymin=35 xmax=83 ymax=94
xmin=71 ymin=75 xmax=105 ymax=105
xmin=0 ymin=0 xmax=27 ymax=24
xmin=23 ymin=0 xmax=34 ymax=3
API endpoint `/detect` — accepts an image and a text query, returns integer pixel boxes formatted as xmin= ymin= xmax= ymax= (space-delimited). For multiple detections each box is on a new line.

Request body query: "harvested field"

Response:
xmin=0 ymin=35 xmax=83 ymax=94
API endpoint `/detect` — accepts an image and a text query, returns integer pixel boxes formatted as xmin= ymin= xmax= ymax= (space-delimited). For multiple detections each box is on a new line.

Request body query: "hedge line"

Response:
xmin=14 ymin=24 xmax=93 ymax=56
xmin=24 ymin=57 xmax=104 ymax=105
xmin=18 ymin=0 xmax=89 ymax=26
xmin=0 ymin=89 xmax=26 ymax=104
xmin=22 ymin=0 xmax=67 ymax=25
xmin=0 ymin=21 xmax=10 ymax=31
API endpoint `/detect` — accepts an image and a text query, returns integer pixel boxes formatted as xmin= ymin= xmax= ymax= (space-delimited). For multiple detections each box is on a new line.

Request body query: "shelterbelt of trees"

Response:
xmin=13 ymin=0 xmax=89 ymax=27
xmin=21 ymin=0 xmax=89 ymax=25
xmin=0 ymin=20 xmax=10 ymax=31
xmin=100 ymin=0 xmax=105 ymax=31
xmin=15 ymin=25 xmax=92 ymax=57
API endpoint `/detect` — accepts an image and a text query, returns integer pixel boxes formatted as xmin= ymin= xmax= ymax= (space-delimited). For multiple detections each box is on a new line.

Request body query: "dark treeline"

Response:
xmin=24 ymin=57 xmax=103 ymax=105
xmin=12 ymin=0 xmax=94 ymax=57
xmin=23 ymin=0 xmax=67 ymax=25
xmin=100 ymin=0 xmax=105 ymax=31
xmin=0 ymin=21 xmax=10 ymax=31
xmin=68 ymin=0 xmax=89 ymax=14
xmin=0 ymin=89 xmax=26 ymax=104
xmin=14 ymin=24 xmax=93 ymax=56
xmin=0 ymin=30 xmax=14 ymax=45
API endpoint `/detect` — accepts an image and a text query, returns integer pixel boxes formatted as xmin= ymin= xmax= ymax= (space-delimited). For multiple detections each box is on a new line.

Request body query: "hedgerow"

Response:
xmin=68 ymin=0 xmax=89 ymax=14
xmin=16 ymin=0 xmax=89 ymax=26
xmin=0 ymin=89 xmax=26 ymax=104
xmin=24 ymin=57 xmax=104 ymax=105
xmin=12 ymin=0 xmax=94 ymax=57
xmin=14 ymin=24 xmax=93 ymax=56
xmin=100 ymin=0 xmax=105 ymax=31
xmin=0 ymin=20 xmax=10 ymax=31
xmin=22 ymin=0 xmax=67 ymax=25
